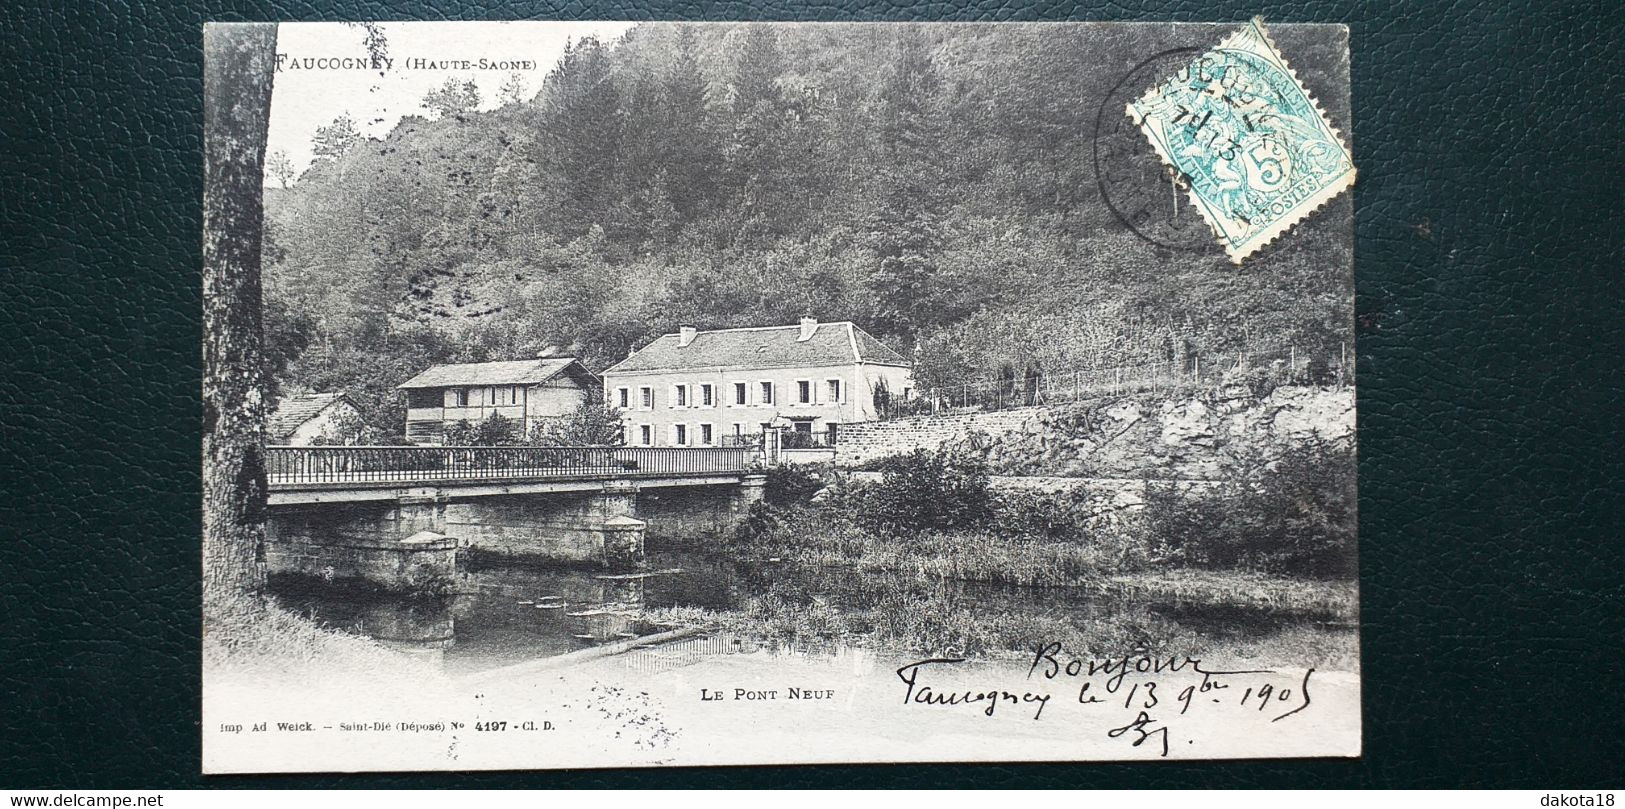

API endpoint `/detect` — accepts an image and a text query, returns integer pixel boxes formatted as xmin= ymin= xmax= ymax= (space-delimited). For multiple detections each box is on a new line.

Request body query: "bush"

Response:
xmin=1144 ymin=440 xmax=1356 ymax=578
xmin=1222 ymin=364 xmax=1279 ymax=398
xmin=991 ymin=488 xmax=1094 ymax=542
xmin=863 ymin=448 xmax=994 ymax=535
xmin=444 ymin=413 xmax=521 ymax=446
xmin=764 ymin=465 xmax=825 ymax=506
xmin=527 ymin=402 xmax=625 ymax=447
xmin=733 ymin=500 xmax=788 ymax=545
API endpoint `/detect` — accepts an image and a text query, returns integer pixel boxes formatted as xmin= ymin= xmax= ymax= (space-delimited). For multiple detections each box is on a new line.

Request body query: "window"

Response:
xmin=675 ymin=424 xmax=688 ymax=446
xmin=760 ymin=381 xmax=774 ymax=405
xmin=639 ymin=387 xmax=653 ymax=409
xmin=701 ymin=384 xmax=714 ymax=407
xmin=797 ymin=380 xmax=812 ymax=404
xmin=639 ymin=424 xmax=652 ymax=446
xmin=451 ymin=388 xmax=469 ymax=407
xmin=486 ymin=386 xmax=497 ymax=406
xmin=733 ymin=382 xmax=747 ymax=405
xmin=733 ymin=423 xmax=745 ymax=436
xmin=826 ymin=423 xmax=839 ymax=446
xmin=617 ymin=387 xmax=630 ymax=409
xmin=701 ymin=424 xmax=714 ymax=445
xmin=675 ymin=385 xmax=688 ymax=407
xmin=827 ymin=379 xmax=842 ymax=402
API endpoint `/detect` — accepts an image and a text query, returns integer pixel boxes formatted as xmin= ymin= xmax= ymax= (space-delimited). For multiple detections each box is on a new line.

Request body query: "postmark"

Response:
xmin=1093 ymin=47 xmax=1211 ymax=252
xmin=1126 ymin=19 xmax=1355 ymax=263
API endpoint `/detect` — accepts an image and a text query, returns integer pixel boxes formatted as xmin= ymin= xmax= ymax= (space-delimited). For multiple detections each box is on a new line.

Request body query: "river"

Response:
xmin=269 ymin=540 xmax=1354 ymax=676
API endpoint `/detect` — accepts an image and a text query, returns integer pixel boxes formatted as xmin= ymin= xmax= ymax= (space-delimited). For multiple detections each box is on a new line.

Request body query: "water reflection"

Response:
xmin=272 ymin=546 xmax=1345 ymax=674
xmin=272 ymin=550 xmax=736 ymax=676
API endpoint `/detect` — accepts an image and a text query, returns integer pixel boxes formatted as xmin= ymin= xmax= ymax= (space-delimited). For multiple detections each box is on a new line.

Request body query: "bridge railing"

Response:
xmin=266 ymin=445 xmax=760 ymax=486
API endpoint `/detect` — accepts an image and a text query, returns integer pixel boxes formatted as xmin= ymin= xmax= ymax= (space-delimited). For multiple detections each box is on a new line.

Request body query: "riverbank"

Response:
xmin=691 ymin=447 xmax=1358 ymax=666
xmin=724 ymin=526 xmax=1355 ymax=618
xmin=204 ymin=593 xmax=442 ymax=686
xmin=641 ymin=571 xmax=1356 ymax=670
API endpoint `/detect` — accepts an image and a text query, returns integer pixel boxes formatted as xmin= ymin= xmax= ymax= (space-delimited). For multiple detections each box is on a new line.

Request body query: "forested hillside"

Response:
xmin=264 ymin=22 xmax=1352 ymax=431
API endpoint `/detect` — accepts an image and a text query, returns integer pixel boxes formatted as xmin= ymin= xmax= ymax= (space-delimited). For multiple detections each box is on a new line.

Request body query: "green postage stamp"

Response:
xmin=1128 ymin=19 xmax=1356 ymax=263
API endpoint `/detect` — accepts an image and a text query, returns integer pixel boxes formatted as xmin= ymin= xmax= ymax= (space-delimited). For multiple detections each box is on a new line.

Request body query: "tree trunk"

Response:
xmin=203 ymin=23 xmax=277 ymax=601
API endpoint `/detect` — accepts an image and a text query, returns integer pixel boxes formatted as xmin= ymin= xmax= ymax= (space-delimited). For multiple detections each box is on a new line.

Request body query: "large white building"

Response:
xmin=601 ymin=318 xmax=912 ymax=448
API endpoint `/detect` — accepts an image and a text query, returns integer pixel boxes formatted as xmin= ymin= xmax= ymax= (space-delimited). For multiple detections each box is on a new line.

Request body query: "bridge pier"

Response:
xmin=444 ymin=482 xmax=649 ymax=569
xmin=630 ymin=473 xmax=765 ymax=542
xmin=599 ymin=482 xmax=647 ymax=569
xmin=734 ymin=473 xmax=768 ymax=518
xmin=264 ymin=499 xmax=458 ymax=592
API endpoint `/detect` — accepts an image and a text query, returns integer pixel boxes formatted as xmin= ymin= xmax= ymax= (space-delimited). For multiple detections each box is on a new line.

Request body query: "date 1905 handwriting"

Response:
xmin=896 ymin=642 xmax=1316 ymax=757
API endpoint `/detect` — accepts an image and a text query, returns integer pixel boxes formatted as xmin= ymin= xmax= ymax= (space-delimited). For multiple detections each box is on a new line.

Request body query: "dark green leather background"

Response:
xmin=2 ymin=0 xmax=1621 ymax=789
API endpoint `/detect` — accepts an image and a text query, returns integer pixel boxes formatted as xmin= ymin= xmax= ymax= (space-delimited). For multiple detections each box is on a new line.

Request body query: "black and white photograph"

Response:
xmin=202 ymin=19 xmax=1359 ymax=772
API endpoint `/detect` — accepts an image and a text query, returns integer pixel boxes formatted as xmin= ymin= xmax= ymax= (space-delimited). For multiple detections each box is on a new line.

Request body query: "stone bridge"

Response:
xmin=264 ymin=445 xmax=766 ymax=590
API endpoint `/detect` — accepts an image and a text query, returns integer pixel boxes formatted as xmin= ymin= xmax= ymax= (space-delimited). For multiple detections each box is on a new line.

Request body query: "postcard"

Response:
xmin=201 ymin=19 xmax=1357 ymax=772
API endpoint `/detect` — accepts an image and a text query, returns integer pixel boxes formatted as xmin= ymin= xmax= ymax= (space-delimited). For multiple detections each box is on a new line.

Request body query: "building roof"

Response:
xmin=604 ymin=321 xmax=909 ymax=374
xmin=268 ymin=392 xmax=354 ymax=439
xmin=396 ymin=357 xmax=595 ymax=389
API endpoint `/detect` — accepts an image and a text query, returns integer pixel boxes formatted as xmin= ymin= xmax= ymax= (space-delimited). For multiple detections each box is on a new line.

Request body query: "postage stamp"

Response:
xmin=1127 ymin=19 xmax=1355 ymax=263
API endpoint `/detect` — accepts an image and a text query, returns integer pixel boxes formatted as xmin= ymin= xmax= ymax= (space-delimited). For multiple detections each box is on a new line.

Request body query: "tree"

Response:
xmin=203 ymin=22 xmax=277 ymax=600
xmin=265 ymin=148 xmax=296 ymax=188
xmin=723 ymin=25 xmax=793 ymax=243
xmin=731 ymin=25 xmax=782 ymax=114
xmin=867 ymin=31 xmax=950 ymax=337
xmin=311 ymin=405 xmax=397 ymax=445
xmin=532 ymin=401 xmax=626 ymax=446
xmin=497 ymin=72 xmax=528 ymax=106
xmin=422 ymin=77 xmax=481 ymax=119
xmin=262 ymin=296 xmax=313 ymax=404
xmin=661 ymin=26 xmax=720 ymax=221
xmin=309 ymin=112 xmax=359 ymax=163
xmin=536 ymin=37 xmax=622 ymax=237
xmin=259 ymin=23 xmax=1354 ymax=416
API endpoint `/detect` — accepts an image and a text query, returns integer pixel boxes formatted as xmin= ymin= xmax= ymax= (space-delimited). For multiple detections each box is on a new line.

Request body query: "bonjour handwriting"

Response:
xmin=895 ymin=642 xmax=1315 ymax=756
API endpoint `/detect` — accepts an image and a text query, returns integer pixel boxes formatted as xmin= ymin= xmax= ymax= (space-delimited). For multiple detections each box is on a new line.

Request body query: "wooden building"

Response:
xmin=397 ymin=357 xmax=601 ymax=445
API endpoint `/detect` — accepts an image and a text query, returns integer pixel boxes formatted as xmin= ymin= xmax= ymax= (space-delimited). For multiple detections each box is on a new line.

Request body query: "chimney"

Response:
xmin=797 ymin=317 xmax=818 ymax=342
xmin=678 ymin=325 xmax=698 ymax=347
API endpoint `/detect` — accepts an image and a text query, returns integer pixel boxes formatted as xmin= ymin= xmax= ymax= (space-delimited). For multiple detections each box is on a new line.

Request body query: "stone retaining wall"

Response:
xmin=836 ymin=385 xmax=1354 ymax=479
xmin=833 ymin=408 xmax=1039 ymax=467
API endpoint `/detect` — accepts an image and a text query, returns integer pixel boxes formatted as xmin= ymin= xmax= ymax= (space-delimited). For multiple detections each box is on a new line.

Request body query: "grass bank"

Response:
xmin=1100 ymin=569 xmax=1356 ymax=621
xmin=738 ymin=525 xmax=1353 ymax=618
xmin=204 ymin=593 xmax=435 ymax=686
xmin=644 ymin=593 xmax=1356 ymax=670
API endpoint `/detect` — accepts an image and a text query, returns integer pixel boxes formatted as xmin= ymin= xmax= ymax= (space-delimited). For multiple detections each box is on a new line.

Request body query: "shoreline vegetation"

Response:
xmin=642 ymin=445 xmax=1358 ymax=667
